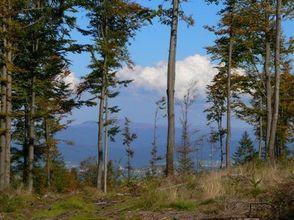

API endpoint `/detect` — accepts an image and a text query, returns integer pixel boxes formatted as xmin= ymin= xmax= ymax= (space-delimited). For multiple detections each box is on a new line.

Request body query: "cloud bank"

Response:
xmin=118 ymin=54 xmax=218 ymax=99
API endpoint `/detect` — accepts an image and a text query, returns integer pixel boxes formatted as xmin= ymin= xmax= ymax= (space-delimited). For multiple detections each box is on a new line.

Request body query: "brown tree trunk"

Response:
xmin=268 ymin=0 xmax=281 ymax=164
xmin=259 ymin=98 xmax=263 ymax=159
xmin=0 ymin=4 xmax=12 ymax=188
xmin=23 ymin=105 xmax=29 ymax=184
xmin=225 ymin=0 xmax=235 ymax=168
xmin=44 ymin=117 xmax=51 ymax=190
xmin=218 ymin=116 xmax=224 ymax=168
xmin=264 ymin=0 xmax=272 ymax=158
xmin=103 ymin=93 xmax=109 ymax=193
xmin=226 ymin=36 xmax=233 ymax=168
xmin=28 ymin=76 xmax=36 ymax=193
xmin=166 ymin=0 xmax=179 ymax=177
xmin=5 ymin=39 xmax=12 ymax=187
xmin=0 ymin=25 xmax=7 ymax=189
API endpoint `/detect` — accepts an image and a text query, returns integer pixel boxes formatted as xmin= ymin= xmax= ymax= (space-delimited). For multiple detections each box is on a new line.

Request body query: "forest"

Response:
xmin=0 ymin=0 xmax=293 ymax=219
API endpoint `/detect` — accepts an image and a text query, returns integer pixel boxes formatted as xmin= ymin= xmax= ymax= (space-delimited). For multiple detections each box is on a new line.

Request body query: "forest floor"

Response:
xmin=0 ymin=160 xmax=293 ymax=219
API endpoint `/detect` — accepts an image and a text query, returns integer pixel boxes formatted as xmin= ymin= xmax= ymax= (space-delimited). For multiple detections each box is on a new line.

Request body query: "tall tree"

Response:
xmin=205 ymin=72 xmax=226 ymax=168
xmin=206 ymin=0 xmax=240 ymax=168
xmin=159 ymin=0 xmax=193 ymax=176
xmin=166 ymin=0 xmax=179 ymax=176
xmin=78 ymin=0 xmax=150 ymax=190
xmin=11 ymin=0 xmax=77 ymax=192
xmin=268 ymin=0 xmax=282 ymax=164
xmin=0 ymin=0 xmax=24 ymax=189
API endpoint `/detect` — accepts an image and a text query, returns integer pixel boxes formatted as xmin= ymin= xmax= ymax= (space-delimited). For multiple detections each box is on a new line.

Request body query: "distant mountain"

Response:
xmin=56 ymin=120 xmax=256 ymax=168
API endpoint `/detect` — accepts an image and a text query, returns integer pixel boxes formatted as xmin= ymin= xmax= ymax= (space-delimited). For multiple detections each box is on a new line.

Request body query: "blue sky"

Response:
xmin=66 ymin=0 xmax=293 ymax=135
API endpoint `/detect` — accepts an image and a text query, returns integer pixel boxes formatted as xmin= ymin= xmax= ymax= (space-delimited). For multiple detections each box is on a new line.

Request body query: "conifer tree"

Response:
xmin=177 ymin=82 xmax=197 ymax=175
xmin=233 ymin=131 xmax=256 ymax=165
xmin=122 ymin=117 xmax=137 ymax=182
xmin=11 ymin=0 xmax=77 ymax=192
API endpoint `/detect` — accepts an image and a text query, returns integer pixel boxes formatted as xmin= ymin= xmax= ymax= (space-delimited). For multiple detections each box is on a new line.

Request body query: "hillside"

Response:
xmin=56 ymin=120 xmax=253 ymax=168
xmin=1 ymin=161 xmax=293 ymax=219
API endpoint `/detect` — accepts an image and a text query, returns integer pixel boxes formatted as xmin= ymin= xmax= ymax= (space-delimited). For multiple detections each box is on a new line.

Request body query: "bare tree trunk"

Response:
xmin=0 ymin=4 xmax=12 ymax=188
xmin=268 ymin=0 xmax=281 ymax=164
xmin=44 ymin=117 xmax=51 ymax=190
xmin=0 ymin=24 xmax=7 ymax=189
xmin=166 ymin=0 xmax=179 ymax=177
xmin=28 ymin=75 xmax=36 ymax=193
xmin=103 ymin=94 xmax=108 ymax=193
xmin=4 ymin=38 xmax=12 ymax=187
xmin=225 ymin=0 xmax=235 ymax=168
xmin=218 ymin=116 xmax=224 ymax=168
xmin=264 ymin=0 xmax=272 ymax=158
xmin=23 ymin=105 xmax=29 ymax=184
xmin=97 ymin=57 xmax=107 ymax=190
xmin=259 ymin=98 xmax=263 ymax=159
xmin=226 ymin=36 xmax=233 ymax=168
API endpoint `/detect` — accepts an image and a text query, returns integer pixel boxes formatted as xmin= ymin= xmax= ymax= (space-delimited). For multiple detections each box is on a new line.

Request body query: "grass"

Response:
xmin=170 ymin=200 xmax=197 ymax=210
xmin=0 ymin=160 xmax=293 ymax=219
xmin=32 ymin=195 xmax=95 ymax=219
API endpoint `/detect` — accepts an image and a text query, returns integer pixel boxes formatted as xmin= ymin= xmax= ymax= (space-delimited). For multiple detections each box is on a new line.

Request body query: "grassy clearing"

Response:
xmin=0 ymin=160 xmax=293 ymax=219
xmin=32 ymin=195 xmax=96 ymax=219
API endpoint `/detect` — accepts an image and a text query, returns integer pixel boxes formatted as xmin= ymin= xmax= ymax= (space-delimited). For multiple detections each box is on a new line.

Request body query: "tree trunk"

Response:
xmin=103 ymin=94 xmax=108 ymax=193
xmin=28 ymin=76 xmax=36 ymax=193
xmin=264 ymin=0 xmax=272 ymax=158
xmin=226 ymin=36 xmax=233 ymax=168
xmin=259 ymin=98 xmax=263 ymax=159
xmin=4 ymin=38 xmax=12 ymax=187
xmin=0 ymin=4 xmax=12 ymax=188
xmin=44 ymin=117 xmax=51 ymax=190
xmin=166 ymin=0 xmax=179 ymax=177
xmin=97 ymin=57 xmax=107 ymax=190
xmin=218 ymin=116 xmax=223 ymax=168
xmin=23 ymin=105 xmax=29 ymax=184
xmin=268 ymin=0 xmax=281 ymax=164
xmin=0 ymin=24 xmax=7 ymax=189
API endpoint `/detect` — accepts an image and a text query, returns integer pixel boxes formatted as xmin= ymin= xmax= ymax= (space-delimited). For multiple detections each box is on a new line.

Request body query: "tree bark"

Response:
xmin=28 ymin=75 xmax=36 ymax=193
xmin=5 ymin=38 xmax=12 ymax=187
xmin=264 ymin=0 xmax=272 ymax=158
xmin=23 ymin=105 xmax=29 ymax=184
xmin=226 ymin=35 xmax=233 ymax=168
xmin=0 ymin=3 xmax=12 ymax=188
xmin=268 ymin=0 xmax=281 ymax=164
xmin=218 ymin=116 xmax=224 ymax=168
xmin=103 ymin=93 xmax=108 ymax=193
xmin=44 ymin=117 xmax=51 ymax=190
xmin=0 ymin=24 xmax=7 ymax=189
xmin=259 ymin=98 xmax=263 ymax=159
xmin=97 ymin=57 xmax=107 ymax=190
xmin=166 ymin=0 xmax=179 ymax=177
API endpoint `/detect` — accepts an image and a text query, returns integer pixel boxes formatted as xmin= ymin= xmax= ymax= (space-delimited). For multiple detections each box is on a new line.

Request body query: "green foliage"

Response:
xmin=170 ymin=200 xmax=196 ymax=210
xmin=122 ymin=117 xmax=137 ymax=182
xmin=233 ymin=131 xmax=256 ymax=165
xmin=33 ymin=196 xmax=95 ymax=219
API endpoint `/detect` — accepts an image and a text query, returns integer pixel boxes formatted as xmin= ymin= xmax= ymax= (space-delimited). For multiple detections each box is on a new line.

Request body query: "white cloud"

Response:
xmin=118 ymin=54 xmax=218 ymax=99
xmin=63 ymin=72 xmax=80 ymax=91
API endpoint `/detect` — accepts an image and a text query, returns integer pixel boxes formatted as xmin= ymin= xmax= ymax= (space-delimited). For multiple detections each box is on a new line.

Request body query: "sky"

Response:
xmin=66 ymin=0 xmax=293 ymax=133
